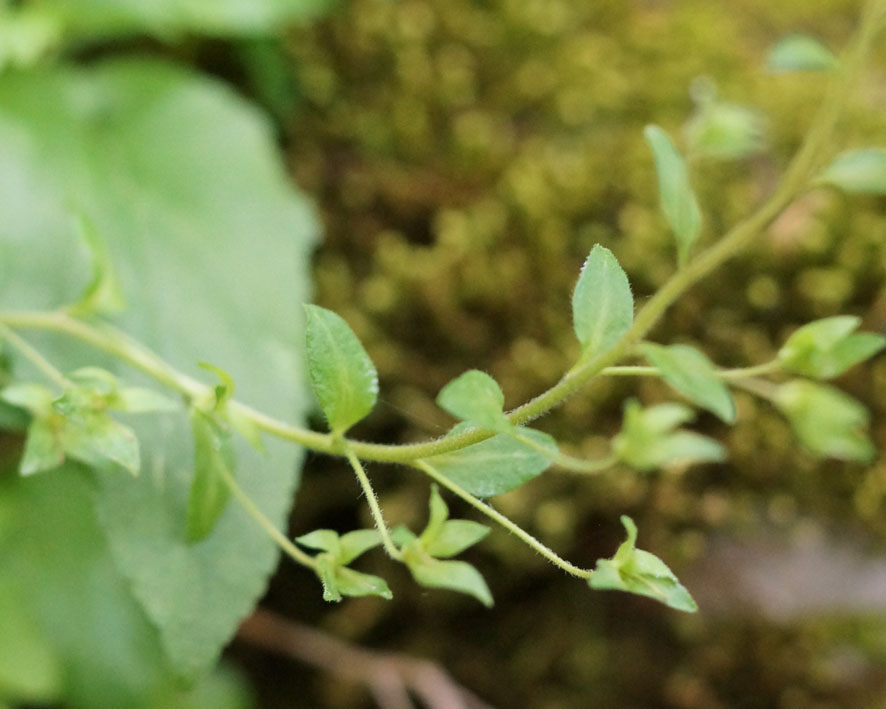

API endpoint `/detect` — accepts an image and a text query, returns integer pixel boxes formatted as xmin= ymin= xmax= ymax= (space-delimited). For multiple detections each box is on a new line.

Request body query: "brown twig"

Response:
xmin=237 ymin=608 xmax=496 ymax=709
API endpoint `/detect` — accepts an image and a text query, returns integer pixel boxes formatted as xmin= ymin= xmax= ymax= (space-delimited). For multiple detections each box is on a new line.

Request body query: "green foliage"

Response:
xmin=640 ymin=343 xmax=736 ymax=423
xmin=304 ymin=304 xmax=379 ymax=435
xmin=644 ymin=125 xmax=703 ymax=263
xmin=766 ymin=34 xmax=838 ymax=73
xmin=437 ymin=369 xmax=511 ymax=433
xmin=815 ymin=148 xmax=886 ymax=194
xmin=612 ymin=400 xmax=726 ymax=472
xmin=778 ymin=316 xmax=886 ymax=379
xmin=589 ymin=516 xmax=697 ymax=613
xmin=684 ymin=82 xmax=766 ymax=161
xmin=572 ymin=245 xmax=634 ymax=362
xmin=296 ymin=529 xmax=392 ymax=602
xmin=186 ymin=410 xmax=235 ymax=543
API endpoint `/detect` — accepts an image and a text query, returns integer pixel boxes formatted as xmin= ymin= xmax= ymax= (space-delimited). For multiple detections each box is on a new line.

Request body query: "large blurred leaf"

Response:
xmin=0 ymin=59 xmax=317 ymax=679
xmin=31 ymin=0 xmax=330 ymax=42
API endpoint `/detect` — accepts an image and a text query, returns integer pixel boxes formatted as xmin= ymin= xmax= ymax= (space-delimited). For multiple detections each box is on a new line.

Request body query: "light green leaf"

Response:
xmin=198 ymin=361 xmax=235 ymax=410
xmin=571 ymin=244 xmax=633 ymax=361
xmin=19 ymin=417 xmax=64 ymax=476
xmin=815 ymin=148 xmax=886 ymax=195
xmin=185 ymin=411 xmax=234 ymax=543
xmin=589 ymin=516 xmax=697 ymax=613
xmin=641 ymin=343 xmax=736 ymax=423
xmin=766 ymin=34 xmax=838 ymax=73
xmin=337 ymin=529 xmax=384 ymax=565
xmin=778 ymin=315 xmax=886 ymax=379
xmin=401 ymin=543 xmax=493 ymax=607
xmin=68 ymin=214 xmax=126 ymax=316
xmin=436 ymin=369 xmax=510 ymax=433
xmin=775 ymin=381 xmax=875 ymax=462
xmin=333 ymin=566 xmax=393 ymax=601
xmin=685 ymin=93 xmax=766 ymax=161
xmin=424 ymin=520 xmax=491 ymax=559
xmin=644 ymin=125 xmax=702 ymax=264
xmin=613 ymin=400 xmax=726 ymax=472
xmin=114 ymin=387 xmax=179 ymax=413
xmin=420 ymin=484 xmax=450 ymax=547
xmin=314 ymin=554 xmax=343 ymax=603
xmin=295 ymin=529 xmax=341 ymax=556
xmin=0 ymin=382 xmax=54 ymax=416
xmin=304 ymin=304 xmax=379 ymax=434
xmin=60 ymin=410 xmax=140 ymax=476
xmin=0 ymin=59 xmax=317 ymax=680
xmin=422 ymin=427 xmax=557 ymax=497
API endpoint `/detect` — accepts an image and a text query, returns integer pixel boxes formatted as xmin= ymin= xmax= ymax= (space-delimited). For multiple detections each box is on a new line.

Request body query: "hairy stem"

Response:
xmin=345 ymin=448 xmax=403 ymax=561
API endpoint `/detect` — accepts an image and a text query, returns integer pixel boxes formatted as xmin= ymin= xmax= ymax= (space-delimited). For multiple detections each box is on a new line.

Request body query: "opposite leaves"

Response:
xmin=589 ymin=516 xmax=697 ymax=613
xmin=644 ymin=125 xmax=702 ymax=264
xmin=304 ymin=304 xmax=379 ymax=435
xmin=296 ymin=529 xmax=391 ymax=602
xmin=778 ymin=316 xmax=885 ymax=379
xmin=572 ymin=245 xmax=633 ymax=363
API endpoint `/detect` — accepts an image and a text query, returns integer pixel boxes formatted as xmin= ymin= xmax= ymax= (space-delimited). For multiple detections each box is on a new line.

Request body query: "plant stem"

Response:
xmin=217 ymin=463 xmax=316 ymax=569
xmin=510 ymin=430 xmax=617 ymax=474
xmin=416 ymin=460 xmax=593 ymax=579
xmin=0 ymin=322 xmax=71 ymax=389
xmin=344 ymin=448 xmax=403 ymax=561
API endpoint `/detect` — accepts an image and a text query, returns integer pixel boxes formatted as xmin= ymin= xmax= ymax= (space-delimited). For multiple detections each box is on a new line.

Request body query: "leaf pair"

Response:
xmin=590 ymin=516 xmax=697 ymax=613
xmin=778 ymin=316 xmax=885 ymax=380
xmin=296 ymin=529 xmax=392 ymax=602
xmin=392 ymin=486 xmax=492 ymax=607
xmin=612 ymin=400 xmax=725 ymax=472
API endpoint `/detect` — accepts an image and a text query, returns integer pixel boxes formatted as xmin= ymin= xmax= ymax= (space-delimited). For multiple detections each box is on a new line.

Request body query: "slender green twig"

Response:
xmin=509 ymin=430 xmax=618 ymax=475
xmin=416 ymin=460 xmax=592 ymax=579
xmin=217 ymin=464 xmax=316 ymax=569
xmin=0 ymin=322 xmax=71 ymax=389
xmin=344 ymin=447 xmax=403 ymax=561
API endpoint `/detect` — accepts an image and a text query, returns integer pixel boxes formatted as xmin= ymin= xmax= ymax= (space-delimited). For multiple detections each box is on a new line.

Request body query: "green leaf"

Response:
xmin=304 ymin=304 xmax=379 ymax=434
xmin=436 ymin=369 xmax=510 ymax=433
xmin=60 ymin=410 xmax=140 ymax=476
xmin=815 ymin=148 xmax=886 ymax=195
xmin=766 ymin=34 xmax=838 ymax=73
xmin=401 ymin=543 xmax=493 ymax=607
xmin=422 ymin=427 xmax=557 ymax=497
xmin=295 ymin=529 xmax=342 ymax=556
xmin=68 ymin=214 xmax=126 ymax=316
xmin=0 ymin=382 xmax=54 ymax=416
xmin=612 ymin=400 xmax=726 ymax=472
xmin=420 ymin=484 xmax=451 ymax=547
xmin=589 ymin=516 xmax=697 ymax=613
xmin=644 ymin=125 xmax=702 ymax=264
xmin=332 ymin=566 xmax=393 ymax=601
xmin=424 ymin=520 xmax=491 ymax=559
xmin=685 ymin=95 xmax=766 ymax=161
xmin=640 ymin=343 xmax=736 ymax=423
xmin=19 ymin=417 xmax=64 ymax=476
xmin=309 ymin=546 xmax=391 ymax=602
xmin=337 ymin=529 xmax=384 ymax=565
xmin=571 ymin=245 xmax=634 ymax=361
xmin=775 ymin=381 xmax=875 ymax=462
xmin=778 ymin=316 xmax=886 ymax=379
xmin=185 ymin=411 xmax=234 ymax=543
xmin=0 ymin=59 xmax=317 ymax=680
xmin=198 ymin=361 xmax=235 ymax=409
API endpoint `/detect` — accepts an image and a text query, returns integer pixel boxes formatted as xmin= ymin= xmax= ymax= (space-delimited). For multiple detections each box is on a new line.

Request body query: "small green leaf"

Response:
xmin=224 ymin=405 xmax=265 ymax=452
xmin=775 ymin=381 xmax=875 ymax=462
xmin=644 ymin=125 xmax=702 ymax=264
xmin=198 ymin=362 xmax=235 ymax=409
xmin=436 ymin=370 xmax=510 ymax=433
xmin=19 ymin=417 xmax=65 ymax=476
xmin=314 ymin=554 xmax=342 ymax=602
xmin=333 ymin=566 xmax=393 ymax=601
xmin=641 ymin=343 xmax=736 ymax=423
xmin=401 ymin=543 xmax=493 ymax=607
xmin=424 ymin=521 xmax=491 ymax=559
xmin=420 ymin=484 xmax=450 ymax=547
xmin=422 ymin=427 xmax=557 ymax=497
xmin=684 ymin=92 xmax=766 ymax=161
xmin=766 ymin=34 xmax=838 ymax=73
xmin=304 ymin=304 xmax=378 ymax=434
xmin=778 ymin=316 xmax=886 ymax=379
xmin=0 ymin=383 xmax=54 ymax=417
xmin=589 ymin=516 xmax=697 ymax=613
xmin=295 ymin=529 xmax=341 ymax=556
xmin=815 ymin=148 xmax=886 ymax=195
xmin=337 ymin=529 xmax=384 ymax=565
xmin=613 ymin=400 xmax=726 ymax=472
xmin=572 ymin=245 xmax=634 ymax=362
xmin=60 ymin=411 xmax=140 ymax=476
xmin=68 ymin=214 xmax=126 ymax=316
xmin=185 ymin=411 xmax=234 ymax=542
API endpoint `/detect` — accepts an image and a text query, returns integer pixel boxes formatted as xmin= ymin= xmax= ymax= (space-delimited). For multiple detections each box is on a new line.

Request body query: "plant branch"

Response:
xmin=416 ymin=460 xmax=593 ymax=579
xmin=0 ymin=322 xmax=71 ymax=389
xmin=345 ymin=447 xmax=403 ymax=560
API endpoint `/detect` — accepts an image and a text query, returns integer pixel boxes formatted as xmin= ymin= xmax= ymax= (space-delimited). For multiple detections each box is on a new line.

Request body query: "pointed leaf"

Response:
xmin=815 ymin=148 xmax=886 ymax=195
xmin=295 ymin=529 xmax=341 ymax=556
xmin=641 ymin=343 xmax=736 ymax=423
xmin=185 ymin=411 xmax=234 ymax=542
xmin=304 ymin=304 xmax=378 ymax=434
xmin=198 ymin=361 xmax=235 ymax=409
xmin=402 ymin=544 xmax=493 ymax=607
xmin=333 ymin=566 xmax=393 ymax=601
xmin=0 ymin=383 xmax=54 ymax=416
xmin=19 ymin=417 xmax=65 ymax=476
xmin=644 ymin=125 xmax=702 ymax=264
xmin=422 ymin=428 xmax=557 ymax=497
xmin=436 ymin=369 xmax=510 ymax=432
xmin=337 ymin=529 xmax=383 ymax=565
xmin=572 ymin=245 xmax=633 ymax=361
xmin=68 ymin=214 xmax=126 ymax=316
xmin=424 ymin=520 xmax=490 ymax=559
xmin=685 ymin=98 xmax=765 ymax=161
xmin=589 ymin=516 xmax=697 ymax=613
xmin=61 ymin=411 xmax=140 ymax=476
xmin=314 ymin=554 xmax=342 ymax=603
xmin=775 ymin=381 xmax=875 ymax=462
xmin=420 ymin=484 xmax=450 ymax=547
xmin=778 ymin=316 xmax=886 ymax=379
xmin=766 ymin=34 xmax=838 ymax=73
